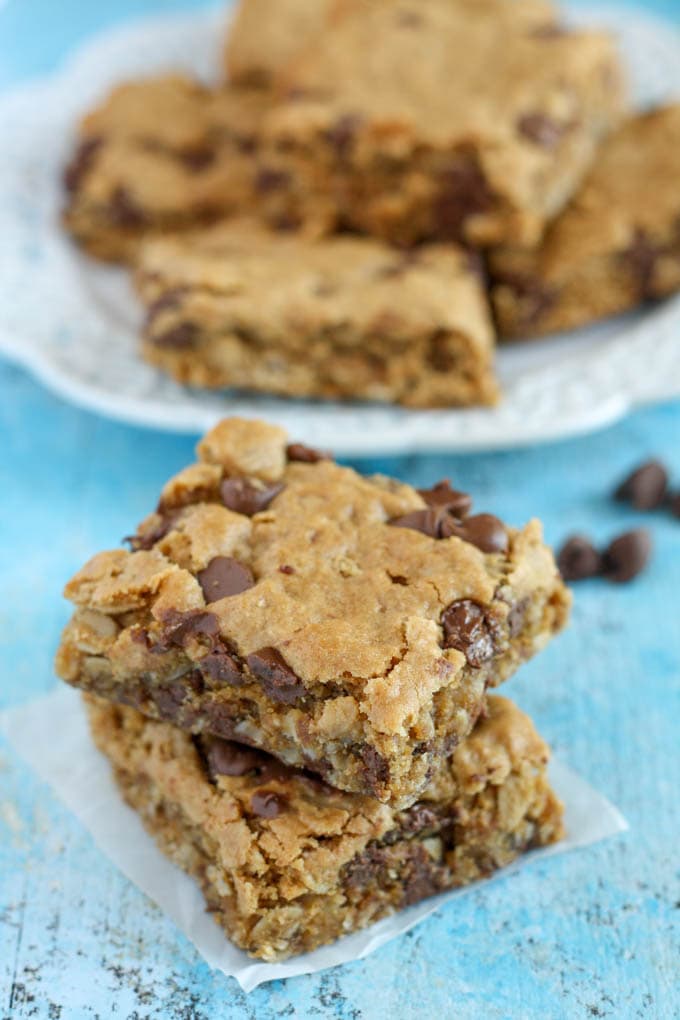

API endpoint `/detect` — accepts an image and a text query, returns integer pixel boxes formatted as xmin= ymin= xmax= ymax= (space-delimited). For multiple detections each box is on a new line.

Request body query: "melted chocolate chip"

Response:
xmin=125 ymin=509 xmax=180 ymax=551
xmin=360 ymin=744 xmax=390 ymax=795
xmin=557 ymin=535 xmax=602 ymax=581
xmin=109 ymin=186 xmax=147 ymax=227
xmin=201 ymin=735 xmax=264 ymax=780
xmin=220 ymin=477 xmax=284 ymax=516
xmin=325 ymin=113 xmax=363 ymax=157
xmin=63 ymin=136 xmax=102 ymax=193
xmin=614 ymin=460 xmax=669 ymax=510
xmin=286 ymin=443 xmax=332 ymax=463
xmin=507 ymin=597 xmax=530 ymax=637
xmin=200 ymin=646 xmax=244 ymax=686
xmin=448 ymin=513 xmax=509 ymax=554
xmin=255 ymin=167 xmax=291 ymax=193
xmin=441 ymin=600 xmax=497 ymax=667
xmin=399 ymin=804 xmax=439 ymax=834
xmin=418 ymin=480 xmax=472 ymax=517
xmin=434 ymin=158 xmax=494 ymax=239
xmin=250 ymin=790 xmax=287 ymax=818
xmin=602 ymin=529 xmax=652 ymax=583
xmin=152 ymin=672 xmax=203 ymax=720
xmin=144 ymin=287 xmax=189 ymax=325
xmin=402 ymin=844 xmax=445 ymax=906
xmin=151 ymin=321 xmax=199 ymax=349
xmin=197 ymin=556 xmax=254 ymax=603
xmin=157 ymin=609 xmax=220 ymax=650
xmin=246 ymin=647 xmax=306 ymax=704
xmin=518 ymin=113 xmax=569 ymax=148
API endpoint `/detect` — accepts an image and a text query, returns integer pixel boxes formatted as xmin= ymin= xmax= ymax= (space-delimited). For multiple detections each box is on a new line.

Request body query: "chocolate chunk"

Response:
xmin=418 ymin=479 xmax=472 ymax=517
xmin=151 ymin=321 xmax=199 ymax=350
xmin=197 ymin=556 xmax=254 ymax=603
xmin=360 ymin=744 xmax=390 ymax=794
xmin=201 ymin=735 xmax=263 ymax=780
xmin=518 ymin=113 xmax=569 ymax=148
xmin=507 ymin=597 xmax=530 ymax=637
xmin=286 ymin=443 xmax=332 ymax=463
xmin=200 ymin=646 xmax=244 ymax=686
xmin=402 ymin=844 xmax=445 ymax=906
xmin=279 ymin=564 xmax=295 ymax=575
xmin=614 ymin=460 xmax=669 ymax=510
xmin=389 ymin=507 xmax=450 ymax=539
xmin=602 ymin=529 xmax=651 ymax=583
xmin=152 ymin=672 xmax=203 ymax=720
xmin=441 ymin=600 xmax=496 ymax=667
xmin=109 ymin=185 xmax=146 ymax=227
xmin=447 ymin=513 xmax=508 ymax=554
xmin=179 ymin=145 xmax=215 ymax=171
xmin=557 ymin=535 xmax=602 ymax=581
xmin=158 ymin=609 xmax=220 ymax=649
xmin=125 ymin=509 xmax=180 ymax=551
xmin=325 ymin=114 xmax=363 ymax=157
xmin=622 ymin=229 xmax=658 ymax=299
xmin=246 ymin=647 xmax=306 ymax=704
xmin=220 ymin=477 xmax=284 ymax=516
xmin=255 ymin=167 xmax=291 ymax=193
xmin=344 ymin=845 xmax=390 ymax=890
xmin=63 ymin=136 xmax=102 ymax=193
xmin=434 ymin=158 xmax=494 ymax=239
xmin=250 ymin=790 xmax=287 ymax=818
xmin=400 ymin=804 xmax=439 ymax=834
xmin=144 ymin=287 xmax=189 ymax=325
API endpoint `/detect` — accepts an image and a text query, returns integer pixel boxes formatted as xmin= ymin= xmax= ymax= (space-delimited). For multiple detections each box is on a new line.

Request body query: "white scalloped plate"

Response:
xmin=1 ymin=5 xmax=679 ymax=454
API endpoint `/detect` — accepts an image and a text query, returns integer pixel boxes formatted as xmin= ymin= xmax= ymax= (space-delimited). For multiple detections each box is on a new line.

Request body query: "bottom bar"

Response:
xmin=86 ymin=694 xmax=564 ymax=962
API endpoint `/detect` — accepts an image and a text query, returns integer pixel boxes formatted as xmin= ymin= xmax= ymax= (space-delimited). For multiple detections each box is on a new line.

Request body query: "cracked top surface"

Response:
xmin=61 ymin=418 xmax=562 ymax=742
xmin=87 ymin=692 xmax=552 ymax=879
xmin=136 ymin=219 xmax=494 ymax=354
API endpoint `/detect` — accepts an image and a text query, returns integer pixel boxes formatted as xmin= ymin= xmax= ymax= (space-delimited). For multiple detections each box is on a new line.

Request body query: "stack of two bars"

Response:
xmin=55 ymin=418 xmax=571 ymax=961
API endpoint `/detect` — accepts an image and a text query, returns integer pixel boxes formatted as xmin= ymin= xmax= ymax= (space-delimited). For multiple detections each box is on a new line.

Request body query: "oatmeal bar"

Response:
xmin=135 ymin=221 xmax=498 ymax=408
xmin=491 ymin=105 xmax=680 ymax=338
xmin=62 ymin=75 xmax=267 ymax=262
xmin=87 ymin=693 xmax=564 ymax=961
xmin=249 ymin=0 xmax=626 ymax=246
xmin=56 ymin=418 xmax=570 ymax=807
xmin=224 ymin=0 xmax=335 ymax=88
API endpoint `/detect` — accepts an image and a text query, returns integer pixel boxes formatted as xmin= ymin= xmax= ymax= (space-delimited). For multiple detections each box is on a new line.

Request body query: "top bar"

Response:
xmin=56 ymin=418 xmax=570 ymax=807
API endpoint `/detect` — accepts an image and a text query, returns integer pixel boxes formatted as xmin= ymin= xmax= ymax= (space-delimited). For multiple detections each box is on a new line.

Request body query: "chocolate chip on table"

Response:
xmin=557 ymin=535 xmax=602 ymax=581
xmin=441 ymin=599 xmax=497 ymax=667
xmin=250 ymin=790 xmax=287 ymax=818
xmin=418 ymin=479 xmax=472 ymax=517
xmin=246 ymin=647 xmax=306 ymax=704
xmin=200 ymin=735 xmax=263 ymax=780
xmin=447 ymin=513 xmax=509 ymax=554
xmin=614 ymin=459 xmax=669 ymax=510
xmin=197 ymin=556 xmax=254 ymax=603
xmin=220 ymin=477 xmax=284 ymax=515
xmin=286 ymin=443 xmax=332 ymax=463
xmin=602 ymin=529 xmax=652 ymax=583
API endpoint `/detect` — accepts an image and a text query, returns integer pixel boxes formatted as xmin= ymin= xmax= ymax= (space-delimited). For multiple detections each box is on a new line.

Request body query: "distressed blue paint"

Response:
xmin=1 ymin=2 xmax=679 ymax=1017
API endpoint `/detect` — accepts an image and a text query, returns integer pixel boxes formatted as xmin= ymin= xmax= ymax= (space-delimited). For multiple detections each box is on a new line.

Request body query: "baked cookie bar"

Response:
xmin=62 ymin=75 xmax=266 ymax=262
xmin=56 ymin=418 xmax=570 ymax=807
xmin=135 ymin=221 xmax=498 ymax=408
xmin=87 ymin=693 xmax=564 ymax=961
xmin=224 ymin=0 xmax=335 ymax=88
xmin=249 ymin=0 xmax=626 ymax=246
xmin=491 ymin=105 xmax=680 ymax=338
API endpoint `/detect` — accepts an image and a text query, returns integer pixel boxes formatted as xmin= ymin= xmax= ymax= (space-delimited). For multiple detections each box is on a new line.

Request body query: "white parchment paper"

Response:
xmin=0 ymin=686 xmax=628 ymax=992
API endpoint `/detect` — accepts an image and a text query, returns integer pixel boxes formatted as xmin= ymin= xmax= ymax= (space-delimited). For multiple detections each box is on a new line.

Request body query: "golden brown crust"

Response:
xmin=86 ymin=693 xmax=564 ymax=961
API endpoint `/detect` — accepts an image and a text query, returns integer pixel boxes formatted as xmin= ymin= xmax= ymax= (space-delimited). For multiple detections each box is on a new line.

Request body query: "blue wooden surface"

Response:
xmin=1 ymin=2 xmax=679 ymax=1017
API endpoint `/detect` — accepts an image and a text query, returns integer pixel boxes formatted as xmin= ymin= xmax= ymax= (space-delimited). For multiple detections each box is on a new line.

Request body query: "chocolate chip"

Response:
xmin=325 ymin=113 xmax=363 ymax=158
xmin=279 ymin=564 xmax=295 ymax=575
xmin=197 ymin=556 xmax=254 ymax=603
xmin=434 ymin=158 xmax=494 ymax=239
xmin=399 ymin=804 xmax=439 ymax=834
xmin=144 ymin=287 xmax=189 ymax=326
xmin=441 ymin=600 xmax=496 ymax=667
xmin=152 ymin=672 xmax=203 ymax=720
xmin=614 ymin=460 xmax=669 ymax=510
xmin=286 ymin=443 xmax=332 ymax=463
xmin=507 ymin=597 xmax=530 ymax=637
xmin=518 ymin=113 xmax=568 ymax=148
xmin=178 ymin=145 xmax=215 ymax=171
xmin=602 ymin=529 xmax=652 ymax=583
xmin=250 ymin=790 xmax=287 ymax=818
xmin=246 ymin=647 xmax=306 ymax=704
xmin=360 ymin=744 xmax=390 ymax=795
xmin=125 ymin=509 xmax=180 ymax=551
xmin=389 ymin=507 xmax=450 ymax=539
xmin=557 ymin=535 xmax=602 ymax=581
xmin=622 ymin=229 xmax=658 ymax=299
xmin=200 ymin=735 xmax=263 ymax=780
xmin=63 ymin=136 xmax=102 ymax=193
xmin=157 ymin=609 xmax=220 ymax=649
xmin=109 ymin=185 xmax=147 ymax=227
xmin=200 ymin=645 xmax=244 ymax=686
xmin=401 ymin=844 xmax=445 ymax=906
xmin=447 ymin=513 xmax=508 ymax=554
xmin=418 ymin=479 xmax=472 ymax=517
xmin=151 ymin=321 xmax=199 ymax=350
xmin=220 ymin=478 xmax=284 ymax=516
xmin=255 ymin=167 xmax=291 ymax=193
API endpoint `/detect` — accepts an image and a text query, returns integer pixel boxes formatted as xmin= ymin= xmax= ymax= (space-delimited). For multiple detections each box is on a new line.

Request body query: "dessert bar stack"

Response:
xmin=56 ymin=417 xmax=571 ymax=959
